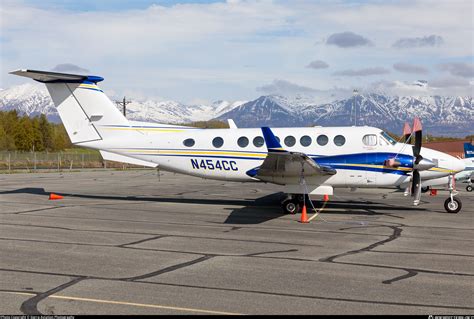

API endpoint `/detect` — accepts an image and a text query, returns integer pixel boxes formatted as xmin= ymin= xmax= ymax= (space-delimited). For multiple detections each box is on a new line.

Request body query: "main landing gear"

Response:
xmin=281 ymin=194 xmax=305 ymax=214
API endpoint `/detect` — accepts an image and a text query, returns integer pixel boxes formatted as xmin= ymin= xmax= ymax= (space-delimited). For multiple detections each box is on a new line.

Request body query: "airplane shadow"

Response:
xmin=0 ymin=187 xmax=428 ymax=224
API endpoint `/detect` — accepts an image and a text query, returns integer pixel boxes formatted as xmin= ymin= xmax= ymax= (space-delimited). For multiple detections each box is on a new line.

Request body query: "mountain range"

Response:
xmin=0 ymin=83 xmax=472 ymax=137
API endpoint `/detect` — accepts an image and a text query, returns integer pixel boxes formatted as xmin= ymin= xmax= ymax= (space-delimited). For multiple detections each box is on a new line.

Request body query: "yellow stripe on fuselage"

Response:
xmin=103 ymin=127 xmax=187 ymax=132
xmin=121 ymin=149 xmax=267 ymax=158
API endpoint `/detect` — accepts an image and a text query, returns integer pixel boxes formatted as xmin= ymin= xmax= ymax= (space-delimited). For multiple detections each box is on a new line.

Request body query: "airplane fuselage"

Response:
xmin=81 ymin=123 xmax=463 ymax=189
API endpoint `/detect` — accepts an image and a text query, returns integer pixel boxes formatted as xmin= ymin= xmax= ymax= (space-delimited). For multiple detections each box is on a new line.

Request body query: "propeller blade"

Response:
xmin=403 ymin=122 xmax=412 ymax=143
xmin=412 ymin=117 xmax=422 ymax=159
xmin=412 ymin=170 xmax=421 ymax=205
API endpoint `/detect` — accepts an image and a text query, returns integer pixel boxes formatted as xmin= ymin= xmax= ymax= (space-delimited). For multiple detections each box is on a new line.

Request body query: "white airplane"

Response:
xmin=10 ymin=69 xmax=466 ymax=214
xmin=421 ymin=142 xmax=473 ymax=193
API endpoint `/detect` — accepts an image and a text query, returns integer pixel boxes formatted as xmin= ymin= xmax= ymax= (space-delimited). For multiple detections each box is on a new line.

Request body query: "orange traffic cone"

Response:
xmin=299 ymin=204 xmax=309 ymax=223
xmin=323 ymin=194 xmax=329 ymax=202
xmin=49 ymin=193 xmax=63 ymax=200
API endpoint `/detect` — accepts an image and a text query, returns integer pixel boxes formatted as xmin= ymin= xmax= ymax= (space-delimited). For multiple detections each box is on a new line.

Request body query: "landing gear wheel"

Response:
xmin=421 ymin=186 xmax=430 ymax=193
xmin=282 ymin=199 xmax=300 ymax=215
xmin=466 ymin=185 xmax=473 ymax=192
xmin=444 ymin=197 xmax=462 ymax=214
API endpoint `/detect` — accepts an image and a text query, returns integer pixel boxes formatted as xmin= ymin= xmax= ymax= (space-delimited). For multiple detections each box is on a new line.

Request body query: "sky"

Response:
xmin=1 ymin=0 xmax=473 ymax=103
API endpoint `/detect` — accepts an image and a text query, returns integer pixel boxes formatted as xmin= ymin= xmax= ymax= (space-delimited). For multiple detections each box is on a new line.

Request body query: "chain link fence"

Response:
xmin=0 ymin=150 xmax=144 ymax=173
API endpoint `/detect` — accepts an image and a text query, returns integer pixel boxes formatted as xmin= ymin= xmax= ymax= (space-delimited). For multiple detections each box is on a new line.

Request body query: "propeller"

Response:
xmin=403 ymin=122 xmax=412 ymax=143
xmin=410 ymin=117 xmax=435 ymax=205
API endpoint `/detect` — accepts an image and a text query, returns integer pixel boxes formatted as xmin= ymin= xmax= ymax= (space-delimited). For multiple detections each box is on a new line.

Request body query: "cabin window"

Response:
xmin=334 ymin=135 xmax=346 ymax=146
xmin=317 ymin=135 xmax=329 ymax=146
xmin=300 ymin=135 xmax=312 ymax=147
xmin=253 ymin=136 xmax=264 ymax=147
xmin=238 ymin=136 xmax=249 ymax=148
xmin=183 ymin=138 xmax=195 ymax=147
xmin=212 ymin=137 xmax=224 ymax=148
xmin=362 ymin=134 xmax=377 ymax=146
xmin=284 ymin=136 xmax=296 ymax=147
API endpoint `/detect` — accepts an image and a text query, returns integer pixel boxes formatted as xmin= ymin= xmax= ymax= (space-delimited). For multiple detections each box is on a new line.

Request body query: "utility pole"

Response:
xmin=352 ymin=89 xmax=359 ymax=126
xmin=115 ymin=96 xmax=132 ymax=118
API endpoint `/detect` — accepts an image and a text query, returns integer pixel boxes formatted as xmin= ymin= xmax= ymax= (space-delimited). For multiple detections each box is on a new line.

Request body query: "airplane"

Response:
xmin=420 ymin=142 xmax=473 ymax=193
xmin=10 ymin=69 xmax=466 ymax=214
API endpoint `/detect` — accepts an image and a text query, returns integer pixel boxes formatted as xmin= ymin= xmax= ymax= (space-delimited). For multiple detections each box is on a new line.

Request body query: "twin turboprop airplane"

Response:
xmin=420 ymin=142 xmax=474 ymax=193
xmin=11 ymin=69 xmax=466 ymax=214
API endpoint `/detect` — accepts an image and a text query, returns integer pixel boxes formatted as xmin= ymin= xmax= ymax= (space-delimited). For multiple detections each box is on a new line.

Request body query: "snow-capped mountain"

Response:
xmin=0 ymin=84 xmax=245 ymax=124
xmin=0 ymin=83 xmax=61 ymax=122
xmin=216 ymin=94 xmax=473 ymax=137
xmin=0 ymin=83 xmax=472 ymax=136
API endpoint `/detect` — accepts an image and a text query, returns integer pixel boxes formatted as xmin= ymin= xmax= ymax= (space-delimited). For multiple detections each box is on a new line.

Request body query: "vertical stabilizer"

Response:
xmin=10 ymin=69 xmax=129 ymax=144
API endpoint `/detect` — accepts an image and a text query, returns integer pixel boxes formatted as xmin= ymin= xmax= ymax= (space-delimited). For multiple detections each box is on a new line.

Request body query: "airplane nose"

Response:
xmin=451 ymin=158 xmax=465 ymax=173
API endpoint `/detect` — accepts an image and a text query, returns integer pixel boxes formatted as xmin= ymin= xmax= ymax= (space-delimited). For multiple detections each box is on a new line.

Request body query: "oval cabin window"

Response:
xmin=253 ymin=136 xmax=264 ymax=147
xmin=183 ymin=138 xmax=195 ymax=147
xmin=334 ymin=135 xmax=346 ymax=146
xmin=238 ymin=136 xmax=249 ymax=148
xmin=317 ymin=135 xmax=329 ymax=146
xmin=300 ymin=135 xmax=312 ymax=147
xmin=284 ymin=136 xmax=296 ymax=147
xmin=212 ymin=137 xmax=224 ymax=148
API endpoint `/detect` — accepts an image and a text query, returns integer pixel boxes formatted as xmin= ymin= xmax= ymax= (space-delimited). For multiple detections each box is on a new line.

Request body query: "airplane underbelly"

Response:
xmin=153 ymin=156 xmax=258 ymax=182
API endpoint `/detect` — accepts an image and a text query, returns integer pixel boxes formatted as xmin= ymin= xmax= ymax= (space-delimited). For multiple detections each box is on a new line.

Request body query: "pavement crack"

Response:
xmin=382 ymin=269 xmax=418 ymax=284
xmin=20 ymin=277 xmax=85 ymax=315
xmin=246 ymin=249 xmax=299 ymax=257
xmin=14 ymin=206 xmax=64 ymax=215
xmin=320 ymin=225 xmax=402 ymax=263
xmin=117 ymin=235 xmax=168 ymax=247
xmin=122 ymin=255 xmax=214 ymax=281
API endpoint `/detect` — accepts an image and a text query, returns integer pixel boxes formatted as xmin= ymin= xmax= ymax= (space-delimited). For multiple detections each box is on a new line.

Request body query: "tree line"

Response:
xmin=0 ymin=110 xmax=71 ymax=151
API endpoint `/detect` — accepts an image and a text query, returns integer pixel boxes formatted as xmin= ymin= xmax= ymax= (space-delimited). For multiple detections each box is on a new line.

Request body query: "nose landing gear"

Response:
xmin=445 ymin=174 xmax=462 ymax=214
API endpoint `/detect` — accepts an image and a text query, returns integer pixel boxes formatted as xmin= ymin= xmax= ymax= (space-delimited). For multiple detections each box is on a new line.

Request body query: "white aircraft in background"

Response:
xmin=421 ymin=142 xmax=473 ymax=193
xmin=11 ymin=69 xmax=466 ymax=213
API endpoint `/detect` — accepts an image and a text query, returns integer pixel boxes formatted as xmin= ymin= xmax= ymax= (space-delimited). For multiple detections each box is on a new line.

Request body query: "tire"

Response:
xmin=282 ymin=199 xmax=300 ymax=215
xmin=444 ymin=197 xmax=462 ymax=214
xmin=421 ymin=186 xmax=430 ymax=193
xmin=466 ymin=185 xmax=473 ymax=192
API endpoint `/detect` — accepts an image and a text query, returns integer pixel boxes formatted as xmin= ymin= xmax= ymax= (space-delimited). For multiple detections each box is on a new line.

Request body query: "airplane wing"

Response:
xmin=249 ymin=127 xmax=336 ymax=183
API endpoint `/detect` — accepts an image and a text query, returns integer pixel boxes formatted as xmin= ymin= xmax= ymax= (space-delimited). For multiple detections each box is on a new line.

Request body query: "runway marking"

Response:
xmin=0 ymin=291 xmax=243 ymax=315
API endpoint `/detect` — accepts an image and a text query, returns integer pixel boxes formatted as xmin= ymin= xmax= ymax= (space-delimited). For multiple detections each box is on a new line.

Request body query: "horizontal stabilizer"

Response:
xmin=100 ymin=151 xmax=158 ymax=168
xmin=9 ymin=69 xmax=103 ymax=83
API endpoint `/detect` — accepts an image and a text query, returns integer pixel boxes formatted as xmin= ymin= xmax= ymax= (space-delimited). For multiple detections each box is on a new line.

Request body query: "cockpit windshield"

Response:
xmin=380 ymin=131 xmax=397 ymax=145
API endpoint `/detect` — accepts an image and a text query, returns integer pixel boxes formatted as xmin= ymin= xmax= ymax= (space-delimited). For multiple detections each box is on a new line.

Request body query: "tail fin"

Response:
xmin=10 ymin=69 xmax=128 ymax=144
xmin=464 ymin=143 xmax=474 ymax=158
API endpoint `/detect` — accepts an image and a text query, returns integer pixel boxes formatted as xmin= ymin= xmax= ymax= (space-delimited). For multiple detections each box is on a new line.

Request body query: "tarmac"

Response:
xmin=0 ymin=169 xmax=473 ymax=315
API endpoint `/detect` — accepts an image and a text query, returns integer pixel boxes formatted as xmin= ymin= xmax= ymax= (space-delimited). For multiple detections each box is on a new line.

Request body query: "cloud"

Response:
xmin=256 ymin=79 xmax=317 ymax=95
xmin=369 ymin=77 xmax=473 ymax=96
xmin=437 ymin=62 xmax=474 ymax=78
xmin=51 ymin=63 xmax=90 ymax=74
xmin=392 ymin=34 xmax=444 ymax=48
xmin=430 ymin=76 xmax=471 ymax=88
xmin=326 ymin=31 xmax=372 ymax=48
xmin=306 ymin=60 xmax=329 ymax=69
xmin=393 ymin=62 xmax=429 ymax=74
xmin=333 ymin=67 xmax=390 ymax=77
